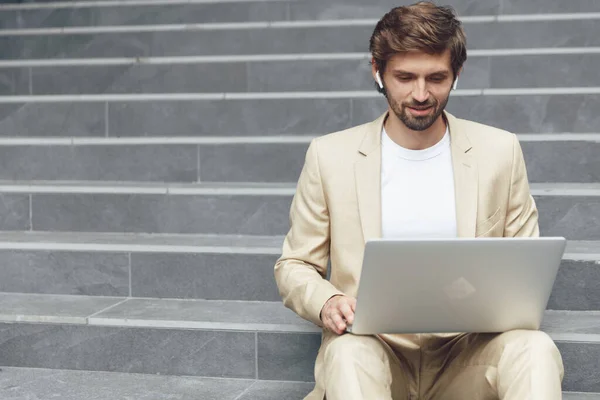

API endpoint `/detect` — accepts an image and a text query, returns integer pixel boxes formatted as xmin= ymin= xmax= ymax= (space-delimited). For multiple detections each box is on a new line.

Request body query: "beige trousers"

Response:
xmin=318 ymin=330 xmax=564 ymax=400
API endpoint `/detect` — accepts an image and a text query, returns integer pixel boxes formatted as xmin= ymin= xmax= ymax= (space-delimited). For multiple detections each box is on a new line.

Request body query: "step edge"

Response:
xmin=0 ymin=181 xmax=596 ymax=196
xmin=0 ymin=13 xmax=599 ymax=34
xmin=0 ymin=133 xmax=596 ymax=146
xmin=87 ymin=317 xmax=320 ymax=333
xmin=1 ymin=48 xmax=600 ymax=67
xmin=0 ymin=232 xmax=594 ymax=258
xmin=0 ymin=239 xmax=596 ymax=259
xmin=2 ymin=314 xmax=598 ymax=342
xmin=0 ymin=314 xmax=87 ymax=324
xmin=0 ymin=241 xmax=282 ymax=254
xmin=0 ymin=0 xmax=293 ymax=11
xmin=1 ymin=87 xmax=600 ymax=102
xmin=0 ymin=293 xmax=599 ymax=339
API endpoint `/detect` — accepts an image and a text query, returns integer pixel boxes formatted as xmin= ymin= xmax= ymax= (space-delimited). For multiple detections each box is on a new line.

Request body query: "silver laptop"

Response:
xmin=347 ymin=237 xmax=566 ymax=335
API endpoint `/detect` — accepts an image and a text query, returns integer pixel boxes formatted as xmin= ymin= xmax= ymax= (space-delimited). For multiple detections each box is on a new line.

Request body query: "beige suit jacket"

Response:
xmin=274 ymin=111 xmax=539 ymax=399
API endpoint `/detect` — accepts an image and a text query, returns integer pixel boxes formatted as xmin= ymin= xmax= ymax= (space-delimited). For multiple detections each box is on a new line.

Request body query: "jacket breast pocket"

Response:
xmin=476 ymin=207 xmax=504 ymax=237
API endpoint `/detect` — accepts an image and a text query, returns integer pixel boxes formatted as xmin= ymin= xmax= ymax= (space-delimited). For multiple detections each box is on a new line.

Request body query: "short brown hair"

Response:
xmin=369 ymin=2 xmax=467 ymax=79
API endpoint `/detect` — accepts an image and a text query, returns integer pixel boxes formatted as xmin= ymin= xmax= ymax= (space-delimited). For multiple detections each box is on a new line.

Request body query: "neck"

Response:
xmin=384 ymin=110 xmax=447 ymax=150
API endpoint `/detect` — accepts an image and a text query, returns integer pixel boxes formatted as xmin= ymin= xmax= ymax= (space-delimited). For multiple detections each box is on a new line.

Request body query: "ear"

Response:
xmin=371 ymin=58 xmax=387 ymax=95
xmin=371 ymin=58 xmax=381 ymax=87
xmin=453 ymin=67 xmax=463 ymax=90
xmin=376 ymin=71 xmax=384 ymax=89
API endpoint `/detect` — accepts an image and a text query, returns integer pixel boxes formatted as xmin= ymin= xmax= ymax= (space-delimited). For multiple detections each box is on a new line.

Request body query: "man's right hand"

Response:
xmin=320 ymin=295 xmax=356 ymax=335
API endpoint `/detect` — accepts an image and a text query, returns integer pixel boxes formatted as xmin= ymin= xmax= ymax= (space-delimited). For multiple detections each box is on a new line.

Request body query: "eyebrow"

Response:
xmin=392 ymin=70 xmax=451 ymax=77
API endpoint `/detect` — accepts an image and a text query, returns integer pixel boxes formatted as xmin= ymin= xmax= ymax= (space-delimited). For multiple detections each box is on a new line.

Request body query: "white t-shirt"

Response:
xmin=381 ymin=126 xmax=458 ymax=238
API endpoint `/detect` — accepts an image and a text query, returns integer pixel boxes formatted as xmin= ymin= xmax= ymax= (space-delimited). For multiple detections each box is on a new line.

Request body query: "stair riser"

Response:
xmin=0 ymin=193 xmax=588 ymax=238
xmin=0 ymin=141 xmax=595 ymax=183
xmin=559 ymin=342 xmax=600 ymax=393
xmin=2 ymin=0 xmax=599 ymax=29
xmin=498 ymin=0 xmax=600 ymax=14
xmin=5 ymin=54 xmax=594 ymax=96
xmin=0 ymin=193 xmax=595 ymax=238
xmin=291 ymin=0 xmax=600 ymax=20
xmin=196 ymin=142 xmax=598 ymax=184
xmin=549 ymin=260 xmax=600 ymax=311
xmin=1 ymin=21 xmax=600 ymax=60
xmin=0 ymin=322 xmax=260 ymax=379
xmin=0 ymin=3 xmax=290 ymax=30
xmin=0 ymin=322 xmax=597 ymax=392
xmin=0 ymin=366 xmax=263 ymax=400
xmin=0 ymin=249 xmax=597 ymax=308
xmin=0 ymin=95 xmax=599 ymax=138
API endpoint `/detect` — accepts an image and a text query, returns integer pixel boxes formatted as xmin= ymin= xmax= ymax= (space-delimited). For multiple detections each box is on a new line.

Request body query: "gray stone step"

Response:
xmin=1 ymin=0 xmax=599 ymax=27
xmin=566 ymin=394 xmax=600 ymax=400
xmin=499 ymin=0 xmax=600 ymax=14
xmin=0 ymin=143 xmax=200 ymax=182
xmin=0 ymin=232 xmax=284 ymax=301
xmin=289 ymin=0 xmax=600 ymax=20
xmin=1 ymin=19 xmax=599 ymax=60
xmin=0 ymin=367 xmax=315 ymax=400
xmin=0 ymin=181 xmax=596 ymax=239
xmin=0 ymin=137 xmax=595 ymax=183
xmin=196 ymin=139 xmax=598 ymax=184
xmin=0 ymin=293 xmax=598 ymax=392
xmin=2 ymin=0 xmax=598 ymax=29
xmin=0 ymin=367 xmax=594 ymax=400
xmin=0 ymin=93 xmax=599 ymax=137
xmin=0 ymin=231 xmax=596 ymax=308
xmin=551 ymin=241 xmax=600 ymax=311
xmin=0 ymin=1 xmax=292 ymax=30
xmin=0 ymin=53 xmax=592 ymax=96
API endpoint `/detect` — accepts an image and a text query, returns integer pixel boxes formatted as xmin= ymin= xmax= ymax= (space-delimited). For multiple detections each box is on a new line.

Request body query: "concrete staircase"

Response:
xmin=0 ymin=0 xmax=598 ymax=398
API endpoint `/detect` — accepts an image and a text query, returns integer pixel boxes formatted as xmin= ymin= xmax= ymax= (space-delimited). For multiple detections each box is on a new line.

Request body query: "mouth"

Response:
xmin=407 ymin=106 xmax=434 ymax=116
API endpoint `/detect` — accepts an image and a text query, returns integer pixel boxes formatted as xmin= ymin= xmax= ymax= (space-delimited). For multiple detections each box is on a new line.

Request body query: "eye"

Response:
xmin=428 ymin=76 xmax=446 ymax=83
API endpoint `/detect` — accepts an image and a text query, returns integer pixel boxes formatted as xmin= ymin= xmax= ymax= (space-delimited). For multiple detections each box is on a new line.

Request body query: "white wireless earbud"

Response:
xmin=376 ymin=71 xmax=384 ymax=89
xmin=452 ymin=78 xmax=458 ymax=90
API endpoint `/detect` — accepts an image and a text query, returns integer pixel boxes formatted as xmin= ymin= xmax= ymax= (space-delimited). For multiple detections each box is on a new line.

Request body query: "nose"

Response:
xmin=412 ymin=79 xmax=430 ymax=103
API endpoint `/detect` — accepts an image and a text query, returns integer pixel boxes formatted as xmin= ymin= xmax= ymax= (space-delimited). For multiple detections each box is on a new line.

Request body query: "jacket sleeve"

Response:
xmin=274 ymin=138 xmax=343 ymax=327
xmin=504 ymin=134 xmax=540 ymax=238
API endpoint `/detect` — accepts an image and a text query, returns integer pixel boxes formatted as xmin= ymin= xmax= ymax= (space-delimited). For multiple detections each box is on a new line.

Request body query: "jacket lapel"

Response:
xmin=355 ymin=113 xmax=387 ymax=243
xmin=446 ymin=112 xmax=479 ymax=238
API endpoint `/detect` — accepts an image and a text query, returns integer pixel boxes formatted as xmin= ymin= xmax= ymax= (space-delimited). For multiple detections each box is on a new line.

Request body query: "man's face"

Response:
xmin=375 ymin=50 xmax=455 ymax=131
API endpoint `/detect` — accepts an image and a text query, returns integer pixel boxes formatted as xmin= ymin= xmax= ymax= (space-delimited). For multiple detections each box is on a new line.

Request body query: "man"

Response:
xmin=274 ymin=2 xmax=564 ymax=399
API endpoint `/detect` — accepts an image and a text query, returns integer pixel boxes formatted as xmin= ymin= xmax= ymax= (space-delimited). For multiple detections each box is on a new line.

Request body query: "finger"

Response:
xmin=331 ymin=313 xmax=346 ymax=334
xmin=339 ymin=303 xmax=354 ymax=325
xmin=327 ymin=320 xmax=343 ymax=335
xmin=324 ymin=316 xmax=338 ymax=334
xmin=323 ymin=303 xmax=337 ymax=322
xmin=349 ymin=298 xmax=357 ymax=312
xmin=323 ymin=310 xmax=338 ymax=332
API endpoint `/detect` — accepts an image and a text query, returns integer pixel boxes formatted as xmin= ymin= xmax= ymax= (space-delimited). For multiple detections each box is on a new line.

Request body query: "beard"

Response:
xmin=387 ymin=91 xmax=450 ymax=131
